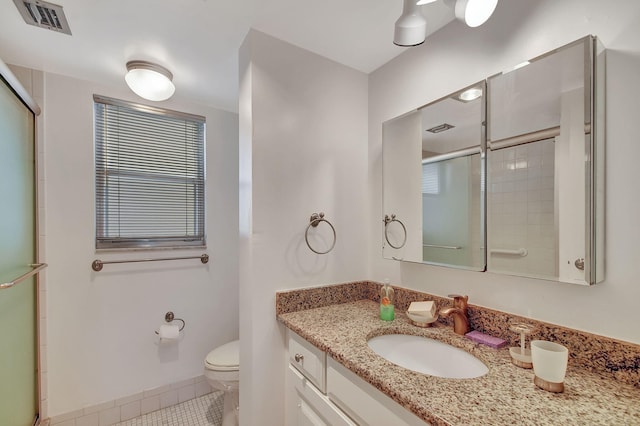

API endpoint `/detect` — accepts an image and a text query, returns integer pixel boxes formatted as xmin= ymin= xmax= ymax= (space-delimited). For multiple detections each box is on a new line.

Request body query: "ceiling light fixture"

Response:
xmin=125 ymin=60 xmax=175 ymax=102
xmin=394 ymin=0 xmax=427 ymax=47
xmin=450 ymin=0 xmax=498 ymax=28
xmin=454 ymin=86 xmax=483 ymax=102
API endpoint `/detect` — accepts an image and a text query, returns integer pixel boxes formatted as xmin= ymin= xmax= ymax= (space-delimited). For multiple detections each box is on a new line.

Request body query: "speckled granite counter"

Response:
xmin=277 ymin=299 xmax=640 ymax=425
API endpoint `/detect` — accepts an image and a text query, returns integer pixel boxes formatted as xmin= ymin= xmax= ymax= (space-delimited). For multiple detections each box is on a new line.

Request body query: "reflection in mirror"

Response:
xmin=383 ymin=83 xmax=485 ymax=271
xmin=486 ymin=36 xmax=604 ymax=285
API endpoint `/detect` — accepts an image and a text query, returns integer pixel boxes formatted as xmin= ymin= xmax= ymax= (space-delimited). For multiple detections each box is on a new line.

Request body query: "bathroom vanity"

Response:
xmin=277 ymin=283 xmax=640 ymax=425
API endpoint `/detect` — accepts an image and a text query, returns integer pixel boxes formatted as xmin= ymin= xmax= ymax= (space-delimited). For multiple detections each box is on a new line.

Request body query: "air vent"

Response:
xmin=13 ymin=0 xmax=72 ymax=35
xmin=426 ymin=123 xmax=455 ymax=134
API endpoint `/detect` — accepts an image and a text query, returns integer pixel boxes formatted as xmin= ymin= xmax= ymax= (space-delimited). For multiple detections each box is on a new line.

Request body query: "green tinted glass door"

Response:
xmin=0 ymin=77 xmax=37 ymax=426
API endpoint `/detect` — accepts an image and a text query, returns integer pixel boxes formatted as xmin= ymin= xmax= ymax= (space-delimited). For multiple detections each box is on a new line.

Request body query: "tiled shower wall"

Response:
xmin=487 ymin=138 xmax=557 ymax=279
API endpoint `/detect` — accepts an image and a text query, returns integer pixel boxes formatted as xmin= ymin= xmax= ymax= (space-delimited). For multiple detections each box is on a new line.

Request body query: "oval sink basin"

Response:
xmin=367 ymin=334 xmax=488 ymax=379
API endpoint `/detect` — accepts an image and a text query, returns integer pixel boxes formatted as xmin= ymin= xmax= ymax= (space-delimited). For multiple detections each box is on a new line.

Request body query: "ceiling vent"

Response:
xmin=426 ymin=123 xmax=455 ymax=134
xmin=13 ymin=0 xmax=72 ymax=35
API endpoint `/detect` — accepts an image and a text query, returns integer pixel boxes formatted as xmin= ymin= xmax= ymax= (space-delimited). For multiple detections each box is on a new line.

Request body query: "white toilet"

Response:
xmin=204 ymin=340 xmax=240 ymax=426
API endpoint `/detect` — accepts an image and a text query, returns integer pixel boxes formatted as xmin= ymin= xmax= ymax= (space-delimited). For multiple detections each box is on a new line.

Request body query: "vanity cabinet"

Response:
xmin=286 ymin=330 xmax=429 ymax=426
xmin=327 ymin=358 xmax=429 ymax=426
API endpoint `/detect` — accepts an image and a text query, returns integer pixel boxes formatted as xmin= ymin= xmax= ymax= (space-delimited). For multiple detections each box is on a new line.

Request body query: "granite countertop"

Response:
xmin=277 ymin=299 xmax=640 ymax=426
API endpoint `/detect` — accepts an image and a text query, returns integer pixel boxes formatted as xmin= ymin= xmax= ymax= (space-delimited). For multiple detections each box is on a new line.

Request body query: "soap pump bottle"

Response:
xmin=379 ymin=279 xmax=395 ymax=321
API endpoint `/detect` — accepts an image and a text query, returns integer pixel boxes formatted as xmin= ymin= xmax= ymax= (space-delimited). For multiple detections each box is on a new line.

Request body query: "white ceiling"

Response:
xmin=0 ymin=0 xmax=455 ymax=112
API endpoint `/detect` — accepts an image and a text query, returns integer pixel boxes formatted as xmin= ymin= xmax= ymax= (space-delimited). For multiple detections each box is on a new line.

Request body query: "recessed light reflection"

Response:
xmin=453 ymin=87 xmax=483 ymax=103
xmin=507 ymin=160 xmax=528 ymax=170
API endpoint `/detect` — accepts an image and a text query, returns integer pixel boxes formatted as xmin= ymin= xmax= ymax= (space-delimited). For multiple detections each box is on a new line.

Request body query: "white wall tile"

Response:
xmin=51 ymin=409 xmax=83 ymax=424
xmin=52 ymin=421 xmax=75 ymax=426
xmin=115 ymin=392 xmax=142 ymax=407
xmin=159 ymin=390 xmax=177 ymax=409
xmin=142 ymin=384 xmax=170 ymax=398
xmin=177 ymin=385 xmax=195 ymax=403
xmin=83 ymin=400 xmax=114 ymax=415
xmin=195 ymin=380 xmax=212 ymax=397
xmin=40 ymin=370 xmax=48 ymax=400
xmin=140 ymin=396 xmax=160 ymax=415
xmin=76 ymin=413 xmax=98 ymax=426
xmin=97 ymin=407 xmax=120 ymax=426
xmin=119 ymin=401 xmax=141 ymax=421
xmin=170 ymin=377 xmax=195 ymax=389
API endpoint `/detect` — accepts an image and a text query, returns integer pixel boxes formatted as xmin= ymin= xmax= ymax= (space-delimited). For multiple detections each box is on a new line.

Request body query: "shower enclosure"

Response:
xmin=0 ymin=63 xmax=43 ymax=426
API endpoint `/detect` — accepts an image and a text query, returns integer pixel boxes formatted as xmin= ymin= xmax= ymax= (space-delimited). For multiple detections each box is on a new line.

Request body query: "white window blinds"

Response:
xmin=94 ymin=95 xmax=206 ymax=249
xmin=422 ymin=162 xmax=440 ymax=195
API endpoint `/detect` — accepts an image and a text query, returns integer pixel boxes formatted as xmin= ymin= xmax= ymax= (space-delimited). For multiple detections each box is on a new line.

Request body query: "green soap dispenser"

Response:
xmin=379 ymin=279 xmax=395 ymax=321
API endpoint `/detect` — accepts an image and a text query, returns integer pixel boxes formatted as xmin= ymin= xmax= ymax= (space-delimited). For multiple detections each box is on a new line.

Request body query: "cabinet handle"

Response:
xmin=294 ymin=353 xmax=304 ymax=363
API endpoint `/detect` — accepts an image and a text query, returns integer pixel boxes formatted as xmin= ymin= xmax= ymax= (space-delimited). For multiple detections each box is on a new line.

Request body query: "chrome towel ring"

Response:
xmin=384 ymin=214 xmax=407 ymax=249
xmin=305 ymin=212 xmax=336 ymax=255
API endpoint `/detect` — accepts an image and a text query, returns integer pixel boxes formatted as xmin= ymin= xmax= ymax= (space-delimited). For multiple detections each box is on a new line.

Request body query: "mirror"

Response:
xmin=382 ymin=83 xmax=486 ymax=271
xmin=486 ymin=36 xmax=604 ymax=285
xmin=382 ymin=35 xmax=604 ymax=285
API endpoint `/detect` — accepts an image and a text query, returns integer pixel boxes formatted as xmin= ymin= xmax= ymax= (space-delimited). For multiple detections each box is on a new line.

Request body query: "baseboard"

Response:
xmin=47 ymin=375 xmax=212 ymax=426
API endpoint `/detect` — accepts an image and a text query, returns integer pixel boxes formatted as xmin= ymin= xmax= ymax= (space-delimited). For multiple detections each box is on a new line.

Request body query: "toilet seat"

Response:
xmin=205 ymin=340 xmax=239 ymax=372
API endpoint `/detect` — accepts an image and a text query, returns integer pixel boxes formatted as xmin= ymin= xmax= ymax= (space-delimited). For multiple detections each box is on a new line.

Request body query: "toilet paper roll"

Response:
xmin=158 ymin=324 xmax=180 ymax=340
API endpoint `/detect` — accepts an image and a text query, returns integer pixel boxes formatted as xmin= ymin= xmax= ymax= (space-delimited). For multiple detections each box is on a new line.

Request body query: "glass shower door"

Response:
xmin=0 ymin=77 xmax=38 ymax=426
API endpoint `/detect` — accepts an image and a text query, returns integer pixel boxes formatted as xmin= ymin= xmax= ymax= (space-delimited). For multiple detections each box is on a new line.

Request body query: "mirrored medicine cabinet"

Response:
xmin=382 ymin=35 xmax=605 ymax=285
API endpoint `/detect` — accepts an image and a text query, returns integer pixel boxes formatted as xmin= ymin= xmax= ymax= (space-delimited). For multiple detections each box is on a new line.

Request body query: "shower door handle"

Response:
xmin=0 ymin=263 xmax=48 ymax=290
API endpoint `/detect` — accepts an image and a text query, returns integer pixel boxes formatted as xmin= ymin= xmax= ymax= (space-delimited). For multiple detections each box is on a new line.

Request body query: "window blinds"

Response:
xmin=94 ymin=95 xmax=206 ymax=249
xmin=422 ymin=162 xmax=439 ymax=195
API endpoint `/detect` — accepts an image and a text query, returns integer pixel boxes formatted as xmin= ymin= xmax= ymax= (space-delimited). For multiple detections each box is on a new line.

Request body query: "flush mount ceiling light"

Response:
xmin=394 ymin=0 xmax=427 ymax=47
xmin=450 ymin=0 xmax=499 ymax=28
xmin=125 ymin=61 xmax=175 ymax=102
xmin=453 ymin=86 xmax=483 ymax=102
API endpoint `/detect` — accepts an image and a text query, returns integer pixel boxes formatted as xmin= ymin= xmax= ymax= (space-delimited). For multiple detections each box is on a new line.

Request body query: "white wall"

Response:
xmin=43 ymin=72 xmax=239 ymax=416
xmin=239 ymin=30 xmax=369 ymax=426
xmin=369 ymin=0 xmax=640 ymax=344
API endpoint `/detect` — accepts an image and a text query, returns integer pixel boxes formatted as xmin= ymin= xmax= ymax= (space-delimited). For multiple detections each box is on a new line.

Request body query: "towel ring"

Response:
xmin=384 ymin=214 xmax=407 ymax=249
xmin=305 ymin=212 xmax=336 ymax=255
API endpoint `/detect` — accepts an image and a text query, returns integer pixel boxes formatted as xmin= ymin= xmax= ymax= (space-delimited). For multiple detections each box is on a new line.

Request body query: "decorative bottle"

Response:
xmin=379 ymin=279 xmax=395 ymax=321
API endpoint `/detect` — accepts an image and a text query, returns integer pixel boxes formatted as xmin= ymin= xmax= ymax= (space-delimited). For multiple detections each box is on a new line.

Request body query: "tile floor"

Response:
xmin=115 ymin=391 xmax=224 ymax=426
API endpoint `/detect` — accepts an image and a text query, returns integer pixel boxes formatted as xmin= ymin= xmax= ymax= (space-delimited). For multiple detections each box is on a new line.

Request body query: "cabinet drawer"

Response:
xmin=288 ymin=330 xmax=326 ymax=392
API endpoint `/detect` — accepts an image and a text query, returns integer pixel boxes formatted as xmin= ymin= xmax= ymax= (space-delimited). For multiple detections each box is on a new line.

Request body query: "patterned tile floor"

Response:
xmin=115 ymin=391 xmax=224 ymax=426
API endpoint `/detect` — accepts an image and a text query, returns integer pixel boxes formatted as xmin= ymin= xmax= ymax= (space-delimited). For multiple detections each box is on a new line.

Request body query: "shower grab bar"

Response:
xmin=490 ymin=248 xmax=528 ymax=257
xmin=0 ymin=263 xmax=48 ymax=290
xmin=423 ymin=244 xmax=462 ymax=250
xmin=92 ymin=254 xmax=209 ymax=272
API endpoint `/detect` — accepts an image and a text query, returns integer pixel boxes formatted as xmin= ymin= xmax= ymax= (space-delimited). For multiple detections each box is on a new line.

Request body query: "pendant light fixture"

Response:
xmin=394 ymin=0 xmax=427 ymax=47
xmin=125 ymin=60 xmax=175 ymax=102
xmin=449 ymin=0 xmax=498 ymax=28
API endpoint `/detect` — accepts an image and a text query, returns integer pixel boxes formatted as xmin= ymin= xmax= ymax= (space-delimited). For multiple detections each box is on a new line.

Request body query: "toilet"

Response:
xmin=204 ymin=340 xmax=240 ymax=426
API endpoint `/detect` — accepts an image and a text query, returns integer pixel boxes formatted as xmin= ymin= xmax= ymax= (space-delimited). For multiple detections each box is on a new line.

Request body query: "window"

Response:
xmin=422 ymin=162 xmax=439 ymax=195
xmin=94 ymin=95 xmax=206 ymax=249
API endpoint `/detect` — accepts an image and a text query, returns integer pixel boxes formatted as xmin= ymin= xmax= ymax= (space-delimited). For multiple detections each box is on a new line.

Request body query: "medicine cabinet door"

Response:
xmin=486 ymin=36 xmax=604 ymax=285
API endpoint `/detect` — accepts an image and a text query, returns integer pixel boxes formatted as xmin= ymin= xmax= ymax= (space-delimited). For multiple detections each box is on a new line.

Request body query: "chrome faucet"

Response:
xmin=439 ymin=294 xmax=470 ymax=335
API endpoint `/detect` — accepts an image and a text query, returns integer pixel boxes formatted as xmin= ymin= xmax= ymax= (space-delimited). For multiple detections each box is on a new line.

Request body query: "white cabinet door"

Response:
xmin=288 ymin=330 xmax=326 ymax=392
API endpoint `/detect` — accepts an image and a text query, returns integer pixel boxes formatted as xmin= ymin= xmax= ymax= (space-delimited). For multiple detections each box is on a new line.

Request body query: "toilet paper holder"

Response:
xmin=155 ymin=311 xmax=186 ymax=335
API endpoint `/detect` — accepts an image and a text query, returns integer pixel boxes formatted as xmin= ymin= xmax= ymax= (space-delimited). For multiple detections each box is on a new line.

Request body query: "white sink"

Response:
xmin=367 ymin=334 xmax=488 ymax=379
